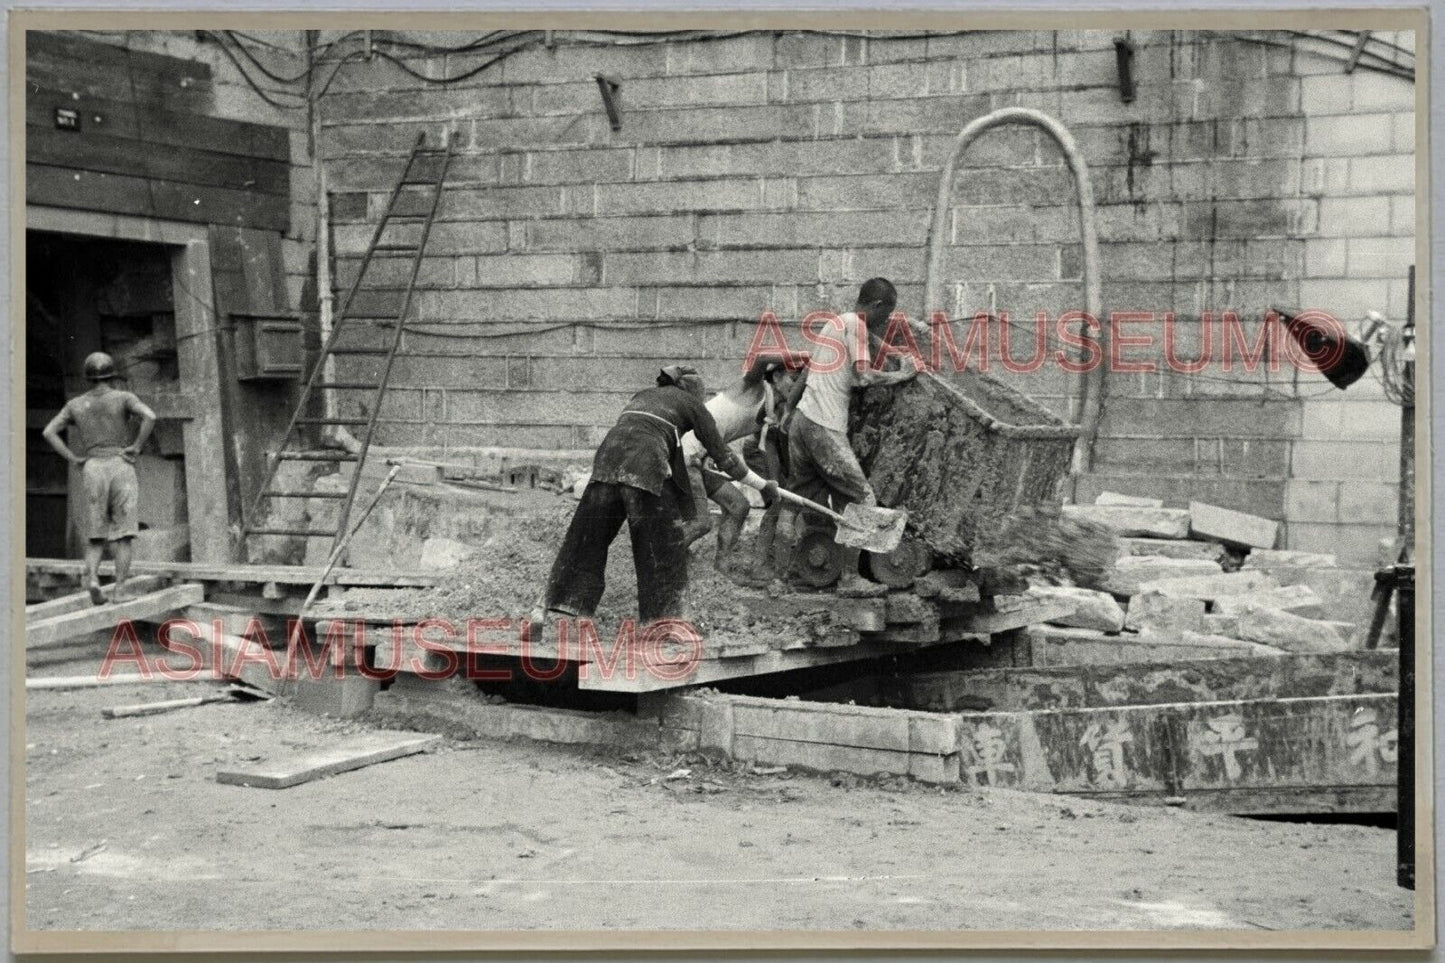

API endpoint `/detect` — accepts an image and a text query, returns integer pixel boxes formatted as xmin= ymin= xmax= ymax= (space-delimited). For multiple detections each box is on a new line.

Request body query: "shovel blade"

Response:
xmin=836 ymin=504 xmax=909 ymax=552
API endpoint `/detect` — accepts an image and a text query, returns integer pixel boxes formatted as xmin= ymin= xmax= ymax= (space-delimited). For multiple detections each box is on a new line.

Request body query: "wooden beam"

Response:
xmin=938 ymin=597 xmax=1078 ymax=639
xmin=27 ymin=673 xmax=221 ymax=690
xmin=25 ymin=575 xmax=168 ymax=621
xmin=25 ymin=558 xmax=438 ymax=588
xmin=215 ymin=731 xmax=439 ymax=789
xmin=27 ymin=164 xmax=291 ymax=234
xmin=26 ymin=584 xmax=205 ymax=649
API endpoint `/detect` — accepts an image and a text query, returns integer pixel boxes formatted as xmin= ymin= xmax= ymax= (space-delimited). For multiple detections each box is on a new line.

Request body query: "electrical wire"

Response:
xmin=212 ymin=30 xmax=315 ymax=85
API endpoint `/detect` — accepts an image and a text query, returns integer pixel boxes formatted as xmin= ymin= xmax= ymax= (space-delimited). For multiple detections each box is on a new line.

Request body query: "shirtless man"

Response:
xmin=678 ymin=352 xmax=805 ymax=575
xmin=42 ymin=352 xmax=157 ymax=604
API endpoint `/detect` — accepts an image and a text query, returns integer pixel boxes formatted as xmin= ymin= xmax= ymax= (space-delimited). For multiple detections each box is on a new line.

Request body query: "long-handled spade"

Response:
xmin=704 ymin=469 xmax=908 ymax=553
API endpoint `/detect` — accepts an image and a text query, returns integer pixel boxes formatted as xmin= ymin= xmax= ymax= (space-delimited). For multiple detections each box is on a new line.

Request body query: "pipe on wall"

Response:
xmin=921 ymin=107 xmax=1106 ymax=489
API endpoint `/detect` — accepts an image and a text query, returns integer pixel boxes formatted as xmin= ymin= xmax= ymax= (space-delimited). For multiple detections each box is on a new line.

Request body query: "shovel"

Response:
xmin=704 ymin=469 xmax=908 ymax=552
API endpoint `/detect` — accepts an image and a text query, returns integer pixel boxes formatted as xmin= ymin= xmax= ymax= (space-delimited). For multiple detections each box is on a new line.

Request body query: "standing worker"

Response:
xmin=536 ymin=365 xmax=779 ymax=626
xmin=784 ymin=277 xmax=917 ymax=597
xmin=679 ymin=352 xmax=806 ymax=576
xmin=42 ymin=352 xmax=157 ymax=605
xmin=737 ymin=360 xmax=802 ymax=585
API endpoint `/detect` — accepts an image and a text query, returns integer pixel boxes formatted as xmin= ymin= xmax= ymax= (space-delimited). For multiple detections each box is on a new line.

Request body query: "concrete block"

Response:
xmin=1189 ymin=500 xmax=1278 ymax=550
xmin=1155 ymin=631 xmax=1287 ymax=658
xmin=1213 ymin=584 xmax=1325 ymax=619
xmin=1304 ymin=113 xmax=1394 ymax=156
xmin=1027 ymin=625 xmax=1282 ymax=666
xmin=282 ymin=670 xmax=379 ymax=719
xmin=1243 ymin=548 xmax=1338 ymax=570
xmin=1124 ymin=591 xmax=1205 ymax=633
xmin=1027 ymin=585 xmax=1125 ymax=633
xmin=1061 ymin=505 xmax=1191 ymax=539
xmin=1105 ymin=556 xmax=1224 ymax=595
xmin=1095 ymin=491 xmax=1164 ymax=508
xmin=1139 ymin=570 xmax=1280 ymax=602
xmin=1234 ymin=606 xmax=1355 ymax=654
xmin=1119 ymin=538 xmax=1226 ymax=562
xmin=1201 ymin=613 xmax=1241 ymax=637
xmin=1346 ymin=155 xmax=1415 ymax=198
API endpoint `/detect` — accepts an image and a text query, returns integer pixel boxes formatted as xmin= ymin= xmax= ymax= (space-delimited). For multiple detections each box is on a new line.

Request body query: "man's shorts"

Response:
xmin=786 ymin=411 xmax=875 ymax=513
xmin=80 ymin=455 xmax=139 ymax=542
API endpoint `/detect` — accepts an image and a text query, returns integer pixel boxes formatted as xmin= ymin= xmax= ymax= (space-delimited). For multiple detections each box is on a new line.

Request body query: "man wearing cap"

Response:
xmin=783 ymin=277 xmax=918 ymax=597
xmin=678 ymin=352 xmax=805 ymax=577
xmin=537 ymin=365 xmax=779 ymax=626
xmin=42 ymin=352 xmax=156 ymax=604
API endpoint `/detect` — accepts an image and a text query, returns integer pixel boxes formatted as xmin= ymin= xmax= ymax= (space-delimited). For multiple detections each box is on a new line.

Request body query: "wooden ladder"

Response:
xmin=242 ymin=131 xmax=457 ymax=559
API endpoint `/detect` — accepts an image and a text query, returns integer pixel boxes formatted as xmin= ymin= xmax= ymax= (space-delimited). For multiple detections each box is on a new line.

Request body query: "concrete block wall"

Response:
xmin=313 ymin=29 xmax=1415 ymax=564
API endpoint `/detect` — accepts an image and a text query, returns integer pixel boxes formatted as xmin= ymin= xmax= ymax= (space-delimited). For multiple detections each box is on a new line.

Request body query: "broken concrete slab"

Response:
xmin=1213 ymin=584 xmax=1325 ymax=620
xmin=1243 ymin=549 xmax=1338 ymax=570
xmin=1233 ymin=606 xmax=1356 ymax=655
xmin=1201 ymin=613 xmax=1241 ymax=638
xmin=1124 ymin=591 xmax=1205 ymax=633
xmin=1027 ymin=625 xmax=1283 ymax=666
xmin=1062 ymin=505 xmax=1191 ymax=539
xmin=1143 ymin=629 xmax=1287 ymax=657
xmin=1137 ymin=570 xmax=1280 ymax=602
xmin=1027 ymin=585 xmax=1123 ymax=632
xmin=1119 ymin=537 xmax=1226 ymax=562
xmin=1095 ymin=491 xmax=1164 ymax=508
xmin=1105 ymin=556 xmax=1224 ymax=595
xmin=1188 ymin=501 xmax=1278 ymax=550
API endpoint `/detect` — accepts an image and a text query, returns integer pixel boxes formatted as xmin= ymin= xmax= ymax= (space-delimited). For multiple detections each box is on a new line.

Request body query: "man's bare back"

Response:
xmin=59 ymin=385 xmax=149 ymax=459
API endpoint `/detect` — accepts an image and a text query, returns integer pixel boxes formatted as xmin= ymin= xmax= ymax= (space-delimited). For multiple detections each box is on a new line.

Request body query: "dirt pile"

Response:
xmin=341 ymin=495 xmax=834 ymax=650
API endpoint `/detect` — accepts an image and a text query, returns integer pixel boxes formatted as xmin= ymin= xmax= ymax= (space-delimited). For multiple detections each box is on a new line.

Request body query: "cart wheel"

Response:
xmin=865 ymin=534 xmax=933 ymax=589
xmin=793 ymin=529 xmax=843 ymax=587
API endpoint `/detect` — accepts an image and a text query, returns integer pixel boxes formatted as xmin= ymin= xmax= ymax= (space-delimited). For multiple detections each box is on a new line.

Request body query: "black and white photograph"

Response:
xmin=10 ymin=9 xmax=1432 ymax=952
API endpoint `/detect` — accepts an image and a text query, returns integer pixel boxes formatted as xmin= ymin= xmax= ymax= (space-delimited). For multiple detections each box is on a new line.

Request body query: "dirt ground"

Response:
xmin=23 ymin=652 xmax=1414 ymax=934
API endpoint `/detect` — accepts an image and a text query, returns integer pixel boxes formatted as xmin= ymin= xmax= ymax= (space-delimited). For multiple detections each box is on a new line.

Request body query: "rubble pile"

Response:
xmin=1025 ymin=492 xmax=1378 ymax=660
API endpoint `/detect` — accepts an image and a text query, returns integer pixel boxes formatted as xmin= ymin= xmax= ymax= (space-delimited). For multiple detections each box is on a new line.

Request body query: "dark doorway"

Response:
xmin=26 ymin=231 xmax=189 ymax=561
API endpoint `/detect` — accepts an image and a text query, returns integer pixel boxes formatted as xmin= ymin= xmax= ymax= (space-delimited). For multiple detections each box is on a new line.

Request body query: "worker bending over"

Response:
xmin=784 ymin=278 xmax=917 ymax=597
xmin=679 ymin=352 xmax=805 ymax=576
xmin=537 ymin=365 xmax=779 ymax=626
xmin=42 ymin=352 xmax=157 ymax=605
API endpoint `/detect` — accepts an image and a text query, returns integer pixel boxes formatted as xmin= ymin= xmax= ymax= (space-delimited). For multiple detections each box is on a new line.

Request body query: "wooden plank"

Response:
xmin=576 ymin=639 xmax=923 ymax=694
xmin=25 ymin=558 xmax=438 ymax=588
xmin=215 ymin=731 xmax=439 ymax=789
xmin=25 ymin=82 xmax=288 ymax=161
xmin=28 ymin=164 xmax=290 ymax=233
xmin=28 ymin=673 xmax=221 ymax=690
xmin=25 ymin=575 xmax=167 ymax=621
xmin=27 ymin=33 xmax=214 ymax=114
xmin=938 ymin=597 xmax=1078 ymax=638
xmin=101 ymin=692 xmax=237 ymax=718
xmin=1084 ymin=785 xmax=1397 ymax=816
xmin=26 ymin=584 xmax=205 ymax=649
xmin=28 ymin=124 xmax=292 ymax=197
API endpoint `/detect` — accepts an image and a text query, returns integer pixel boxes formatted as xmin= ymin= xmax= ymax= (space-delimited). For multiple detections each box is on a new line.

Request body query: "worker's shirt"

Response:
xmin=55 ymin=388 xmax=146 ymax=458
xmin=796 ymin=311 xmax=870 ymax=433
xmin=679 ymin=380 xmax=766 ymax=465
xmin=591 ymin=385 xmax=744 ymax=518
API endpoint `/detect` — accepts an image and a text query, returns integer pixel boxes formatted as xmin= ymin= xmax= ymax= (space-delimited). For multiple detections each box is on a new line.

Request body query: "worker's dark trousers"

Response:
xmin=544 ymin=480 xmax=688 ymax=623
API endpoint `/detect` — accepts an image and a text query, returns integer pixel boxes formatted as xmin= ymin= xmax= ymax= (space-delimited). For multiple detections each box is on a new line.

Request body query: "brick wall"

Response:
xmin=314 ymin=28 xmax=1415 ymax=564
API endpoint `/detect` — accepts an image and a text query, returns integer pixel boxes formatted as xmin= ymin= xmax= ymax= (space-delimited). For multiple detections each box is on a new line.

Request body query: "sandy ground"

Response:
xmin=22 ymin=652 xmax=1414 ymax=934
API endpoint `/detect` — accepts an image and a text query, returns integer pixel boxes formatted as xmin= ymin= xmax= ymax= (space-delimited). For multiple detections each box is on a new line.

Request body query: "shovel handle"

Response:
xmin=701 ymin=467 xmax=846 ymax=526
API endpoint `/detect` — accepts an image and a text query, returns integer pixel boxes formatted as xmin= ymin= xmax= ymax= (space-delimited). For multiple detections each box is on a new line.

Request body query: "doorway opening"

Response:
xmin=26 ymin=231 xmax=190 ymax=562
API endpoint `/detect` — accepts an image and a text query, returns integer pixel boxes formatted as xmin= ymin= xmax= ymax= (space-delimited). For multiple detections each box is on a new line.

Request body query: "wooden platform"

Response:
xmin=335 ymin=590 xmax=1078 ymax=694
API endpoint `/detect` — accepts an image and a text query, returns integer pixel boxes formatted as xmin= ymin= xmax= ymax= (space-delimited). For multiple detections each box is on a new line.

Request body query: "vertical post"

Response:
xmin=1396 ymin=564 xmax=1415 ymax=889
xmin=1397 ymin=265 xmax=1415 ymax=560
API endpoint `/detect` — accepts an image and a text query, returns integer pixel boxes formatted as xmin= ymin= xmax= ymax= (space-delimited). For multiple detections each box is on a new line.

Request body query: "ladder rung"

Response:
xmin=247 ymin=527 xmax=339 ymax=538
xmin=272 ymin=451 xmax=360 ymax=462
xmin=327 ymin=347 xmax=392 ymax=355
xmin=372 ymin=244 xmax=419 ymax=253
xmin=296 ymin=417 xmax=373 ymax=426
xmin=399 ymin=179 xmax=441 ymax=187
xmin=313 ymin=382 xmax=376 ymax=390
xmin=384 ymin=213 xmax=430 ymax=220
xmin=263 ymin=489 xmax=350 ymax=499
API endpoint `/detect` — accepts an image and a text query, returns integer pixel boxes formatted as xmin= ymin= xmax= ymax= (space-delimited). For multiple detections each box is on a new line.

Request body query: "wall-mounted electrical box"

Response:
xmin=232 ymin=312 xmax=304 ymax=381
